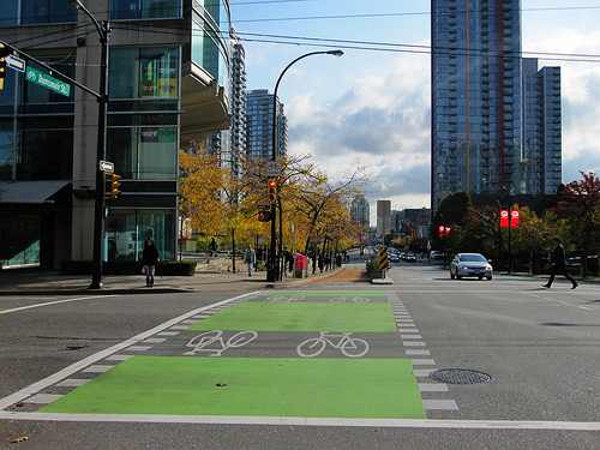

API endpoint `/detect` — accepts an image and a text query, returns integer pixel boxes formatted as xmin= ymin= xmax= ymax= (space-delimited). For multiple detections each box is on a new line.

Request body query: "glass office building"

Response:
xmin=0 ymin=0 xmax=232 ymax=268
xmin=246 ymin=89 xmax=288 ymax=161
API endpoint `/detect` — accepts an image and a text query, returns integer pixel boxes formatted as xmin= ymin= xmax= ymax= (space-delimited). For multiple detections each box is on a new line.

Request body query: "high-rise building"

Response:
xmin=376 ymin=200 xmax=392 ymax=237
xmin=350 ymin=194 xmax=370 ymax=229
xmin=0 ymin=0 xmax=232 ymax=269
xmin=431 ymin=1 xmax=562 ymax=210
xmin=246 ymin=89 xmax=288 ymax=160
xmin=522 ymin=59 xmax=562 ymax=195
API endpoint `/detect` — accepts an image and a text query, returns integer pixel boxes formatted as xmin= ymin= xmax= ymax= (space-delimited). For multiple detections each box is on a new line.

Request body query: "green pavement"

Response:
xmin=265 ymin=290 xmax=388 ymax=299
xmin=189 ymin=301 xmax=397 ymax=333
xmin=43 ymin=356 xmax=424 ymax=418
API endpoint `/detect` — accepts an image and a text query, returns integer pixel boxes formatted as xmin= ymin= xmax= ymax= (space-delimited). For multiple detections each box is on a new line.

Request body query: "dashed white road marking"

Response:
xmin=143 ymin=338 xmax=167 ymax=344
xmin=24 ymin=394 xmax=63 ymax=405
xmin=126 ymin=346 xmax=152 ymax=352
xmin=401 ymin=334 xmax=423 ymax=340
xmin=403 ymin=341 xmax=426 ymax=347
xmin=56 ymin=379 xmax=90 ymax=388
xmin=105 ymin=354 xmax=134 ymax=362
xmin=0 ymin=295 xmax=116 ymax=315
xmin=411 ymin=359 xmax=436 ymax=366
xmin=405 ymin=349 xmax=431 ymax=356
xmin=414 ymin=369 xmax=436 ymax=378
xmin=418 ymin=383 xmax=448 ymax=392
xmin=423 ymin=400 xmax=459 ymax=411
xmin=157 ymin=331 xmax=180 ymax=337
xmin=82 ymin=365 xmax=114 ymax=374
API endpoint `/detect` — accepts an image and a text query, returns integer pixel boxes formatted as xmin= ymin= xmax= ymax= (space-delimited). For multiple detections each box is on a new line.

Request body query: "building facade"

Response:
xmin=0 ymin=0 xmax=232 ymax=269
xmin=431 ymin=0 xmax=562 ymax=210
xmin=350 ymin=194 xmax=370 ymax=229
xmin=376 ymin=200 xmax=391 ymax=237
xmin=246 ymin=89 xmax=287 ymax=160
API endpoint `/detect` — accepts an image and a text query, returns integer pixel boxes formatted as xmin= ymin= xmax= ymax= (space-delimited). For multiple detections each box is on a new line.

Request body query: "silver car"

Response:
xmin=450 ymin=253 xmax=493 ymax=280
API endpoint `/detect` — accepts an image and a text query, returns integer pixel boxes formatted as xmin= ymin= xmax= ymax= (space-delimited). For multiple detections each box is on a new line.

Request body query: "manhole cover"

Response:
xmin=430 ymin=368 xmax=492 ymax=385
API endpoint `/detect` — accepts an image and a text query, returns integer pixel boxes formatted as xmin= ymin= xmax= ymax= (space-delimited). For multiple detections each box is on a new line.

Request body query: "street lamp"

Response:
xmin=267 ymin=50 xmax=344 ymax=283
xmin=70 ymin=0 xmax=111 ymax=289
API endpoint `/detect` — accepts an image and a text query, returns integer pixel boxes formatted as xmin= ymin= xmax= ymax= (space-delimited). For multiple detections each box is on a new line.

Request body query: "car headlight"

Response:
xmin=485 ymin=264 xmax=492 ymax=271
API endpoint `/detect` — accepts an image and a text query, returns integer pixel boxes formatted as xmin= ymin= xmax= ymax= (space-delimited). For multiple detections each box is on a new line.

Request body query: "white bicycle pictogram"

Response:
xmin=296 ymin=332 xmax=370 ymax=358
xmin=184 ymin=330 xmax=258 ymax=357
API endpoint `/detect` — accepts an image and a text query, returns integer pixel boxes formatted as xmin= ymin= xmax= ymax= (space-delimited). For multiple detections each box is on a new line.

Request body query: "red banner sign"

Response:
xmin=500 ymin=210 xmax=519 ymax=229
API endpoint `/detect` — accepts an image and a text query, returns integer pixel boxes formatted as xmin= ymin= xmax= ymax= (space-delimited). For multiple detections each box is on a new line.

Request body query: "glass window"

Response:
xmin=21 ymin=0 xmax=77 ymax=24
xmin=110 ymin=47 xmax=179 ymax=100
xmin=17 ymin=124 xmax=73 ymax=180
xmin=107 ymin=125 xmax=177 ymax=180
xmin=0 ymin=121 xmax=14 ymax=180
xmin=0 ymin=214 xmax=40 ymax=268
xmin=110 ymin=0 xmax=181 ymax=20
xmin=22 ymin=53 xmax=76 ymax=104
xmin=0 ymin=0 xmax=18 ymax=26
xmin=105 ymin=209 xmax=175 ymax=262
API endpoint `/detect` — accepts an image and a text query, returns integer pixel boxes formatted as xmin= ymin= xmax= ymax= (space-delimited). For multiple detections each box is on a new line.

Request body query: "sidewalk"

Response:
xmin=0 ymin=267 xmax=347 ymax=296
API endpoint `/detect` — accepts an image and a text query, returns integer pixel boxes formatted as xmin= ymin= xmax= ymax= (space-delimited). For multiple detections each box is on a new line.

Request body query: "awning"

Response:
xmin=0 ymin=181 xmax=70 ymax=204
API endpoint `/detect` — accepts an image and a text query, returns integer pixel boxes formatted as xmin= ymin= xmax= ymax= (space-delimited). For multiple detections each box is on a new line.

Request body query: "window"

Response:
xmin=21 ymin=0 xmax=76 ymax=24
xmin=105 ymin=209 xmax=175 ymax=262
xmin=110 ymin=47 xmax=179 ymax=99
xmin=108 ymin=125 xmax=178 ymax=180
xmin=22 ymin=52 xmax=75 ymax=104
xmin=111 ymin=0 xmax=181 ymax=20
xmin=0 ymin=0 xmax=18 ymax=26
xmin=0 ymin=121 xmax=14 ymax=180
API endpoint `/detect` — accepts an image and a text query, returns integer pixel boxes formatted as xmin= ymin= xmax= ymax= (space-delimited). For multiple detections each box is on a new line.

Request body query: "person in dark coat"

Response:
xmin=543 ymin=238 xmax=578 ymax=289
xmin=318 ymin=253 xmax=324 ymax=273
xmin=311 ymin=251 xmax=317 ymax=275
xmin=142 ymin=238 xmax=160 ymax=288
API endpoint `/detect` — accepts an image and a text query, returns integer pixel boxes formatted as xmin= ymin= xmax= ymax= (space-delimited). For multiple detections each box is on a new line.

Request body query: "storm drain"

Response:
xmin=430 ymin=368 xmax=492 ymax=385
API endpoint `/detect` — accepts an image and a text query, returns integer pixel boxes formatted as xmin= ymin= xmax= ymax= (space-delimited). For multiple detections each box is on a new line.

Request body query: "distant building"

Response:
xmin=376 ymin=200 xmax=392 ymax=237
xmin=401 ymin=208 xmax=431 ymax=238
xmin=246 ymin=89 xmax=288 ymax=160
xmin=350 ymin=194 xmax=370 ymax=229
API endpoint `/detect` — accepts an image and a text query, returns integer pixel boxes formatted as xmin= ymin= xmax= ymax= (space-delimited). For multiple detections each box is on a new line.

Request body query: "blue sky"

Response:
xmin=231 ymin=0 xmax=600 ymax=211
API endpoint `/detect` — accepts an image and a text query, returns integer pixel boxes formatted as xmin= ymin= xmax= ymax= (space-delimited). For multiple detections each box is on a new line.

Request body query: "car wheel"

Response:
xmin=478 ymin=275 xmax=483 ymax=280
xmin=486 ymin=275 xmax=493 ymax=281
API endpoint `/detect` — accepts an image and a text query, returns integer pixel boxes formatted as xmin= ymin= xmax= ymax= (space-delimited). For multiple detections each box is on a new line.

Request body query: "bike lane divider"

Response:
xmin=387 ymin=292 xmax=459 ymax=415
xmin=4 ymin=289 xmax=441 ymax=421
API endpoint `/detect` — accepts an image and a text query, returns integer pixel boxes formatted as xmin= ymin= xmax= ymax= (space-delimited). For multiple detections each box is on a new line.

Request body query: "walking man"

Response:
xmin=245 ymin=245 xmax=257 ymax=277
xmin=142 ymin=238 xmax=159 ymax=288
xmin=543 ymin=238 xmax=578 ymax=289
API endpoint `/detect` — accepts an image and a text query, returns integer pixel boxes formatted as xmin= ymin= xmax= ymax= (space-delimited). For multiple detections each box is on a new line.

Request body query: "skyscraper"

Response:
xmin=431 ymin=1 xmax=562 ymax=210
xmin=350 ymin=194 xmax=370 ymax=229
xmin=376 ymin=200 xmax=392 ymax=237
xmin=246 ymin=89 xmax=288 ymax=160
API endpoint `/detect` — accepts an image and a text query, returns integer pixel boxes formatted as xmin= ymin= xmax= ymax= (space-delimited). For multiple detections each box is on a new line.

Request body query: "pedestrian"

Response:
xmin=311 ymin=251 xmax=317 ymax=275
xmin=209 ymin=237 xmax=218 ymax=256
xmin=244 ymin=245 xmax=257 ymax=277
xmin=318 ymin=253 xmax=324 ymax=273
xmin=543 ymin=238 xmax=578 ymax=289
xmin=287 ymin=252 xmax=294 ymax=274
xmin=142 ymin=238 xmax=159 ymax=288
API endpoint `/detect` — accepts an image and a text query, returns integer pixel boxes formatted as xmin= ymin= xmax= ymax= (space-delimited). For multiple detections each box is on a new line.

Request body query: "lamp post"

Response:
xmin=267 ymin=50 xmax=344 ymax=283
xmin=70 ymin=0 xmax=111 ymax=289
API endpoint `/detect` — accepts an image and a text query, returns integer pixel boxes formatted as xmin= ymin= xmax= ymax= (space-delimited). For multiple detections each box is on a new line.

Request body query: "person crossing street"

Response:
xmin=543 ymin=238 xmax=578 ymax=289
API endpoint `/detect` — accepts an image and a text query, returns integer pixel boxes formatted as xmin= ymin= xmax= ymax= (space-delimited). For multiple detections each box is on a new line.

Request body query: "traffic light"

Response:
xmin=0 ymin=43 xmax=11 ymax=94
xmin=268 ymin=179 xmax=277 ymax=204
xmin=257 ymin=206 xmax=272 ymax=223
xmin=437 ymin=225 xmax=452 ymax=238
xmin=108 ymin=173 xmax=121 ymax=199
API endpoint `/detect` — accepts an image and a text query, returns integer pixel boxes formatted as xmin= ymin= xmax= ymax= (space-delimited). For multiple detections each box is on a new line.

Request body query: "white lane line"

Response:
xmin=418 ymin=383 xmax=448 ymax=392
xmin=3 ymin=412 xmax=600 ymax=431
xmin=411 ymin=359 xmax=436 ymax=366
xmin=414 ymin=369 xmax=435 ymax=377
xmin=157 ymin=331 xmax=180 ymax=337
xmin=23 ymin=394 xmax=63 ymax=405
xmin=403 ymin=341 xmax=426 ymax=347
xmin=170 ymin=325 xmax=190 ymax=331
xmin=55 ymin=379 xmax=90 ymax=388
xmin=398 ymin=329 xmax=420 ymax=334
xmin=142 ymin=338 xmax=166 ymax=344
xmin=126 ymin=346 xmax=152 ymax=352
xmin=0 ymin=295 xmax=116 ymax=315
xmin=423 ymin=400 xmax=459 ymax=411
xmin=0 ymin=291 xmax=260 ymax=411
xmin=401 ymin=335 xmax=423 ymax=340
xmin=405 ymin=349 xmax=431 ymax=356
xmin=82 ymin=365 xmax=114 ymax=374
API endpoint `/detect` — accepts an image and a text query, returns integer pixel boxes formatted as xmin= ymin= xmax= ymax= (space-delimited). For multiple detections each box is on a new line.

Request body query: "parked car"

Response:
xmin=450 ymin=253 xmax=493 ymax=280
xmin=389 ymin=254 xmax=401 ymax=263
xmin=430 ymin=250 xmax=444 ymax=263
xmin=405 ymin=253 xmax=417 ymax=263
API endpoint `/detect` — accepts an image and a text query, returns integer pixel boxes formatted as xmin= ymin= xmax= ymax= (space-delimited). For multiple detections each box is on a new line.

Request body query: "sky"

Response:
xmin=231 ymin=0 xmax=600 ymax=215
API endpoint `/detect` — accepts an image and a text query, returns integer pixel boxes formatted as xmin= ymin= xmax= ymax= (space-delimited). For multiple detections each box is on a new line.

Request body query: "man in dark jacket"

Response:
xmin=543 ymin=239 xmax=578 ymax=289
xmin=142 ymin=238 xmax=160 ymax=287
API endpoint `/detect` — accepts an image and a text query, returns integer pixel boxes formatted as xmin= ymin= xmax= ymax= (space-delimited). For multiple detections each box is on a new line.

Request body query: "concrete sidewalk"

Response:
xmin=0 ymin=267 xmax=347 ymax=296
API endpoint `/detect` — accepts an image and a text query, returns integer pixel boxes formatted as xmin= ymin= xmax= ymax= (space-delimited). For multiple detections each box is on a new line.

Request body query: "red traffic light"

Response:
xmin=268 ymin=179 xmax=277 ymax=190
xmin=437 ymin=225 xmax=452 ymax=238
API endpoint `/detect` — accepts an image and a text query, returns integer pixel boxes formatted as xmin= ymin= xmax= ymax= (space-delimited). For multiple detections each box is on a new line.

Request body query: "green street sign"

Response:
xmin=25 ymin=66 xmax=71 ymax=97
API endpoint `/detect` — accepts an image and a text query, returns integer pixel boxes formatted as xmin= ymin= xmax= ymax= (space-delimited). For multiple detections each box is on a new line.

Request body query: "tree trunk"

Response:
xmin=231 ymin=228 xmax=236 ymax=274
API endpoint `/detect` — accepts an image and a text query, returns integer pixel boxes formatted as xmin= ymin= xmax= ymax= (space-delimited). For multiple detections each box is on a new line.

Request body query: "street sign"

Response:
xmin=25 ymin=66 xmax=71 ymax=97
xmin=99 ymin=160 xmax=114 ymax=174
xmin=6 ymin=55 xmax=25 ymax=73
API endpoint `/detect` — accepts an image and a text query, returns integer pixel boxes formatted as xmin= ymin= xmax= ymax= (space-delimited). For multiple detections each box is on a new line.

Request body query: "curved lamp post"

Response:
xmin=267 ymin=50 xmax=344 ymax=283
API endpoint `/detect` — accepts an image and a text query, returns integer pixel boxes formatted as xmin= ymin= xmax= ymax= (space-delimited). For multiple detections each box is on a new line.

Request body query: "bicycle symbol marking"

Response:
xmin=184 ymin=330 xmax=258 ymax=357
xmin=296 ymin=332 xmax=370 ymax=358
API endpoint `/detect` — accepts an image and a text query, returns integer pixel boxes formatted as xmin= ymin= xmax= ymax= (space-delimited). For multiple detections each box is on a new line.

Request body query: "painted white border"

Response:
xmin=0 ymin=291 xmax=260 ymax=410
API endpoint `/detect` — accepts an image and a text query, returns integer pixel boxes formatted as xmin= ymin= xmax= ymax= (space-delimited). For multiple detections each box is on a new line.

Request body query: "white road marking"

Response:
xmin=170 ymin=325 xmax=191 ymax=331
xmin=405 ymin=349 xmax=431 ymax=356
xmin=24 ymin=394 xmax=63 ymax=404
xmin=105 ymin=354 xmax=134 ymax=362
xmin=423 ymin=400 xmax=459 ymax=411
xmin=418 ymin=383 xmax=448 ymax=392
xmin=157 ymin=331 xmax=180 ymax=337
xmin=0 ymin=291 xmax=260 ymax=411
xmin=398 ymin=328 xmax=420 ymax=334
xmin=4 ymin=412 xmax=599 ymax=431
xmin=414 ymin=369 xmax=435 ymax=377
xmin=142 ymin=338 xmax=166 ymax=344
xmin=82 ymin=365 xmax=114 ymax=374
xmin=0 ymin=295 xmax=116 ymax=315
xmin=403 ymin=341 xmax=426 ymax=347
xmin=411 ymin=359 xmax=436 ymax=366
xmin=55 ymin=379 xmax=90 ymax=388
xmin=401 ymin=335 xmax=423 ymax=340
xmin=126 ymin=346 xmax=152 ymax=352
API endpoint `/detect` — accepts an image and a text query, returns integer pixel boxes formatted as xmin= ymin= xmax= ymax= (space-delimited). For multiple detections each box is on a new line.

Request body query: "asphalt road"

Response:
xmin=1 ymin=266 xmax=600 ymax=449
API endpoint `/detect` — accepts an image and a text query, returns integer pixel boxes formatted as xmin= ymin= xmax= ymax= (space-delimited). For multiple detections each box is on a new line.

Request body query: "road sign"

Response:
xmin=25 ymin=66 xmax=71 ymax=97
xmin=6 ymin=55 xmax=25 ymax=73
xmin=99 ymin=160 xmax=114 ymax=174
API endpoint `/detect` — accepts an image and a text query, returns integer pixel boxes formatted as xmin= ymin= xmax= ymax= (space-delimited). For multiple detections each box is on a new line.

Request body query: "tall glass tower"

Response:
xmin=431 ymin=0 xmax=523 ymax=210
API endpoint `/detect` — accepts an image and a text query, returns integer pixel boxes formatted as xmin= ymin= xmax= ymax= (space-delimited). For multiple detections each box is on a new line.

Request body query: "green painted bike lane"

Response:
xmin=42 ymin=290 xmax=425 ymax=419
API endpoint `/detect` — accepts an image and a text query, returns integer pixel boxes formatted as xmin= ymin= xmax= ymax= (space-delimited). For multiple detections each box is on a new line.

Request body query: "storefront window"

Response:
xmin=0 ymin=121 xmax=14 ymax=180
xmin=0 ymin=214 xmax=40 ymax=268
xmin=105 ymin=209 xmax=175 ymax=262
xmin=111 ymin=0 xmax=181 ymax=20
xmin=110 ymin=47 xmax=179 ymax=100
xmin=21 ymin=0 xmax=76 ymax=24
xmin=108 ymin=125 xmax=177 ymax=180
xmin=0 ymin=0 xmax=18 ymax=26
